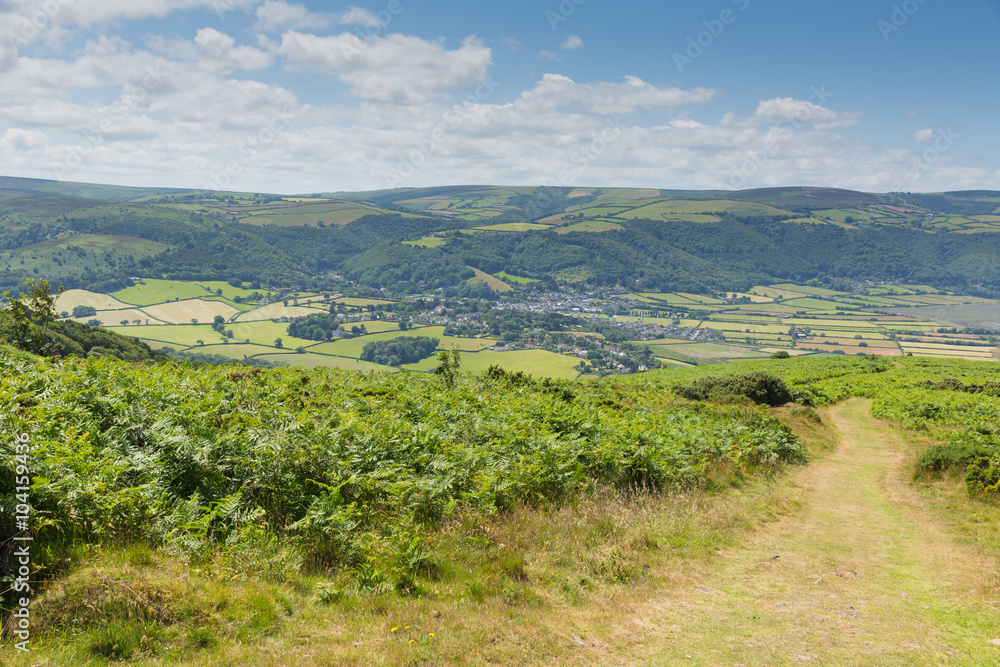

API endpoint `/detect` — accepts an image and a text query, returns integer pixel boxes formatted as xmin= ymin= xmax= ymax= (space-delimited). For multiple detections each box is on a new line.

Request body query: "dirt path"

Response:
xmin=616 ymin=399 xmax=1000 ymax=666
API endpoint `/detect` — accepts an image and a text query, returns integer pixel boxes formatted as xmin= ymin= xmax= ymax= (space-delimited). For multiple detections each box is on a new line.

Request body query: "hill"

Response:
xmin=2 ymin=349 xmax=999 ymax=663
xmin=2 ymin=177 xmax=1000 ymax=299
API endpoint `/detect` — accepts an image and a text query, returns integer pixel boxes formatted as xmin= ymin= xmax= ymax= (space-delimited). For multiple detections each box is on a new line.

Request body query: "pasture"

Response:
xmin=142 ymin=299 xmax=241 ymax=324
xmin=113 ymin=279 xmax=221 ymax=306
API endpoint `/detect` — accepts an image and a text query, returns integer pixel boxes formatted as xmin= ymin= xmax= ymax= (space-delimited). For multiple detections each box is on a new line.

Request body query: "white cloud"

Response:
xmin=0 ymin=18 xmax=994 ymax=195
xmin=500 ymin=34 xmax=521 ymax=52
xmin=0 ymin=127 xmax=47 ymax=151
xmin=278 ymin=32 xmax=493 ymax=103
xmin=338 ymin=6 xmax=382 ymax=28
xmin=194 ymin=28 xmax=273 ymax=72
xmin=561 ymin=35 xmax=583 ymax=50
xmin=254 ymin=1 xmax=334 ymax=32
xmin=538 ymin=50 xmax=562 ymax=62
xmin=914 ymin=128 xmax=935 ymax=142
xmin=726 ymin=97 xmax=863 ymax=130
xmin=517 ymin=74 xmax=716 ymax=115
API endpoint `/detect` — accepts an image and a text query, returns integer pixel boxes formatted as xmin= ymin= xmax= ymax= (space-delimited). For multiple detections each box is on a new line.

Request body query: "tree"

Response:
xmin=434 ymin=347 xmax=461 ymax=388
xmin=214 ymin=315 xmax=225 ymax=325
xmin=121 ymin=320 xmax=129 ymax=326
xmin=1 ymin=279 xmax=64 ymax=355
xmin=274 ymin=338 xmax=284 ymax=349
xmin=196 ymin=339 xmax=205 ymax=346
xmin=191 ymin=318 xmax=198 ymax=325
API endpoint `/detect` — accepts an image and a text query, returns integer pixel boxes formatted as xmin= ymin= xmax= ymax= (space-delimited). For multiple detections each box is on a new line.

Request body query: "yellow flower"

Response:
xmin=404 ymin=625 xmax=410 ymax=629
xmin=408 ymin=640 xmax=415 ymax=645
xmin=391 ymin=626 xmax=399 ymax=633
xmin=428 ymin=633 xmax=435 ymax=637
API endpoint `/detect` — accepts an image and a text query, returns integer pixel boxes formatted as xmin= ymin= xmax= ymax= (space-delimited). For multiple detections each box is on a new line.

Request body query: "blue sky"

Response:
xmin=0 ymin=0 xmax=997 ymax=194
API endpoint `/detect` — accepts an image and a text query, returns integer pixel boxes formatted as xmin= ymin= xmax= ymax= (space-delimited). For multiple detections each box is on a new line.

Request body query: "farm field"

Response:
xmin=55 ymin=289 xmax=132 ymax=312
xmin=403 ymin=348 xmax=583 ymax=378
xmin=234 ymin=303 xmax=326 ymax=322
xmin=468 ymin=268 xmax=513 ymax=293
xmin=112 ymin=279 xmax=224 ymax=305
xmin=44 ymin=278 xmax=1000 ymax=373
xmin=554 ymin=220 xmax=624 ymax=234
xmin=141 ymin=299 xmax=241 ymax=324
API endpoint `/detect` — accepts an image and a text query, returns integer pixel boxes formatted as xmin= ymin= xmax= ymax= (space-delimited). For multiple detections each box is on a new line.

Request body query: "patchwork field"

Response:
xmin=142 ymin=299 xmax=241 ymax=324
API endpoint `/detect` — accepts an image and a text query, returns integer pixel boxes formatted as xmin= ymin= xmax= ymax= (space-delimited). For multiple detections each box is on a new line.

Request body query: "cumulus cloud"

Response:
xmin=194 ymin=28 xmax=273 ymax=72
xmin=0 ymin=127 xmax=47 ymax=151
xmin=278 ymin=32 xmax=493 ymax=103
xmin=254 ymin=1 xmax=334 ymax=31
xmin=0 ymin=7 xmax=993 ymax=196
xmin=561 ymin=35 xmax=583 ymax=50
xmin=338 ymin=6 xmax=382 ymax=28
xmin=517 ymin=74 xmax=716 ymax=115
xmin=723 ymin=97 xmax=863 ymax=130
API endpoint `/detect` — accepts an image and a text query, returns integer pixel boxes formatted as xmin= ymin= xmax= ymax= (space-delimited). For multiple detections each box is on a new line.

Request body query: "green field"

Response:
xmin=113 ymin=279 xmax=224 ymax=306
xmin=496 ymin=271 xmax=541 ymax=284
xmin=403 ymin=236 xmax=446 ymax=248
xmin=403 ymin=348 xmax=583 ymax=378
xmin=468 ymin=268 xmax=513 ymax=293
xmin=473 ymin=222 xmax=551 ymax=232
xmin=554 ymin=220 xmax=624 ymax=234
xmin=108 ymin=324 xmax=215 ymax=347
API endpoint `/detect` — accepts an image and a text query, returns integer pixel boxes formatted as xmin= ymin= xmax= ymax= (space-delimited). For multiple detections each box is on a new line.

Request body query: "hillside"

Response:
xmin=2 ymin=350 xmax=999 ymax=663
xmin=2 ymin=177 xmax=1000 ymax=298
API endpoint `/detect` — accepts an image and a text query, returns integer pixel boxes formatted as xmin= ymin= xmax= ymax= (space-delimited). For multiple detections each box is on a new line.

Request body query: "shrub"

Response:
xmin=917 ymin=429 xmax=999 ymax=473
xmin=676 ymin=372 xmax=794 ymax=407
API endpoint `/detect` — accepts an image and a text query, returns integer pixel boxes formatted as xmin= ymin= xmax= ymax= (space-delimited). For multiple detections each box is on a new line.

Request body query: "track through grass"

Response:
xmin=616 ymin=399 xmax=1000 ymax=665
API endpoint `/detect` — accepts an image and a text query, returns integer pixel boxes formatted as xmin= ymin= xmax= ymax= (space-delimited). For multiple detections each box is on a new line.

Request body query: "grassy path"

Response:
xmin=614 ymin=399 xmax=1000 ymax=666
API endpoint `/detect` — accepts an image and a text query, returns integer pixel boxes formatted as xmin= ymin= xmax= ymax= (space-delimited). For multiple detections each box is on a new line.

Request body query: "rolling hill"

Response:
xmin=2 ymin=176 xmax=1000 ymax=298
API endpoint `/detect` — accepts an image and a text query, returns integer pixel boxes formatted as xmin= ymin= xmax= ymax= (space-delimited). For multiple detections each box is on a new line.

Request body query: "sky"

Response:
xmin=0 ymin=0 xmax=998 ymax=195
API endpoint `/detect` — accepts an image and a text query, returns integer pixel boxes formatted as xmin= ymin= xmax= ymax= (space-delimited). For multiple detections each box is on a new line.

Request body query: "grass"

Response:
xmin=0 ymin=400 xmax=838 ymax=666
xmin=113 ymin=280 xmax=221 ymax=306
xmin=473 ymin=222 xmax=551 ymax=232
xmin=467 ymin=268 xmax=513 ymax=293
xmin=496 ymin=271 xmax=541 ymax=284
xmin=107 ymin=324 xmax=216 ymax=347
xmin=141 ymin=299 xmax=242 ymax=325
xmin=55 ymin=289 xmax=132 ymax=312
xmin=402 ymin=236 xmax=446 ymax=248
xmin=554 ymin=220 xmax=624 ymax=234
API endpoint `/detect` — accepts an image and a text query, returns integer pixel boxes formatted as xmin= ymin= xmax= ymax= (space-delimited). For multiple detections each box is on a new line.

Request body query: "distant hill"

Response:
xmin=2 ymin=176 xmax=1000 ymax=296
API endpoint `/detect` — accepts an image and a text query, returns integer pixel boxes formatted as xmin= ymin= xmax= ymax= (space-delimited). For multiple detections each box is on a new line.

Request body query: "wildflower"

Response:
xmin=408 ymin=640 xmax=415 ymax=645
xmin=428 ymin=632 xmax=435 ymax=637
xmin=391 ymin=626 xmax=399 ymax=633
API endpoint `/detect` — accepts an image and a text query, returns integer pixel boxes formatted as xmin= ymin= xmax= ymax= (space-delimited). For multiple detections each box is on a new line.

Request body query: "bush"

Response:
xmin=771 ymin=350 xmax=791 ymax=359
xmin=966 ymin=456 xmax=1000 ymax=498
xmin=676 ymin=372 xmax=794 ymax=407
xmin=916 ymin=429 xmax=999 ymax=473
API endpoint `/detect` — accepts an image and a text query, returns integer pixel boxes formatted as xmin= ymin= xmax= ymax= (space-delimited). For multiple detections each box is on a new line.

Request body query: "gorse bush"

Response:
xmin=0 ymin=351 xmax=805 ymax=588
